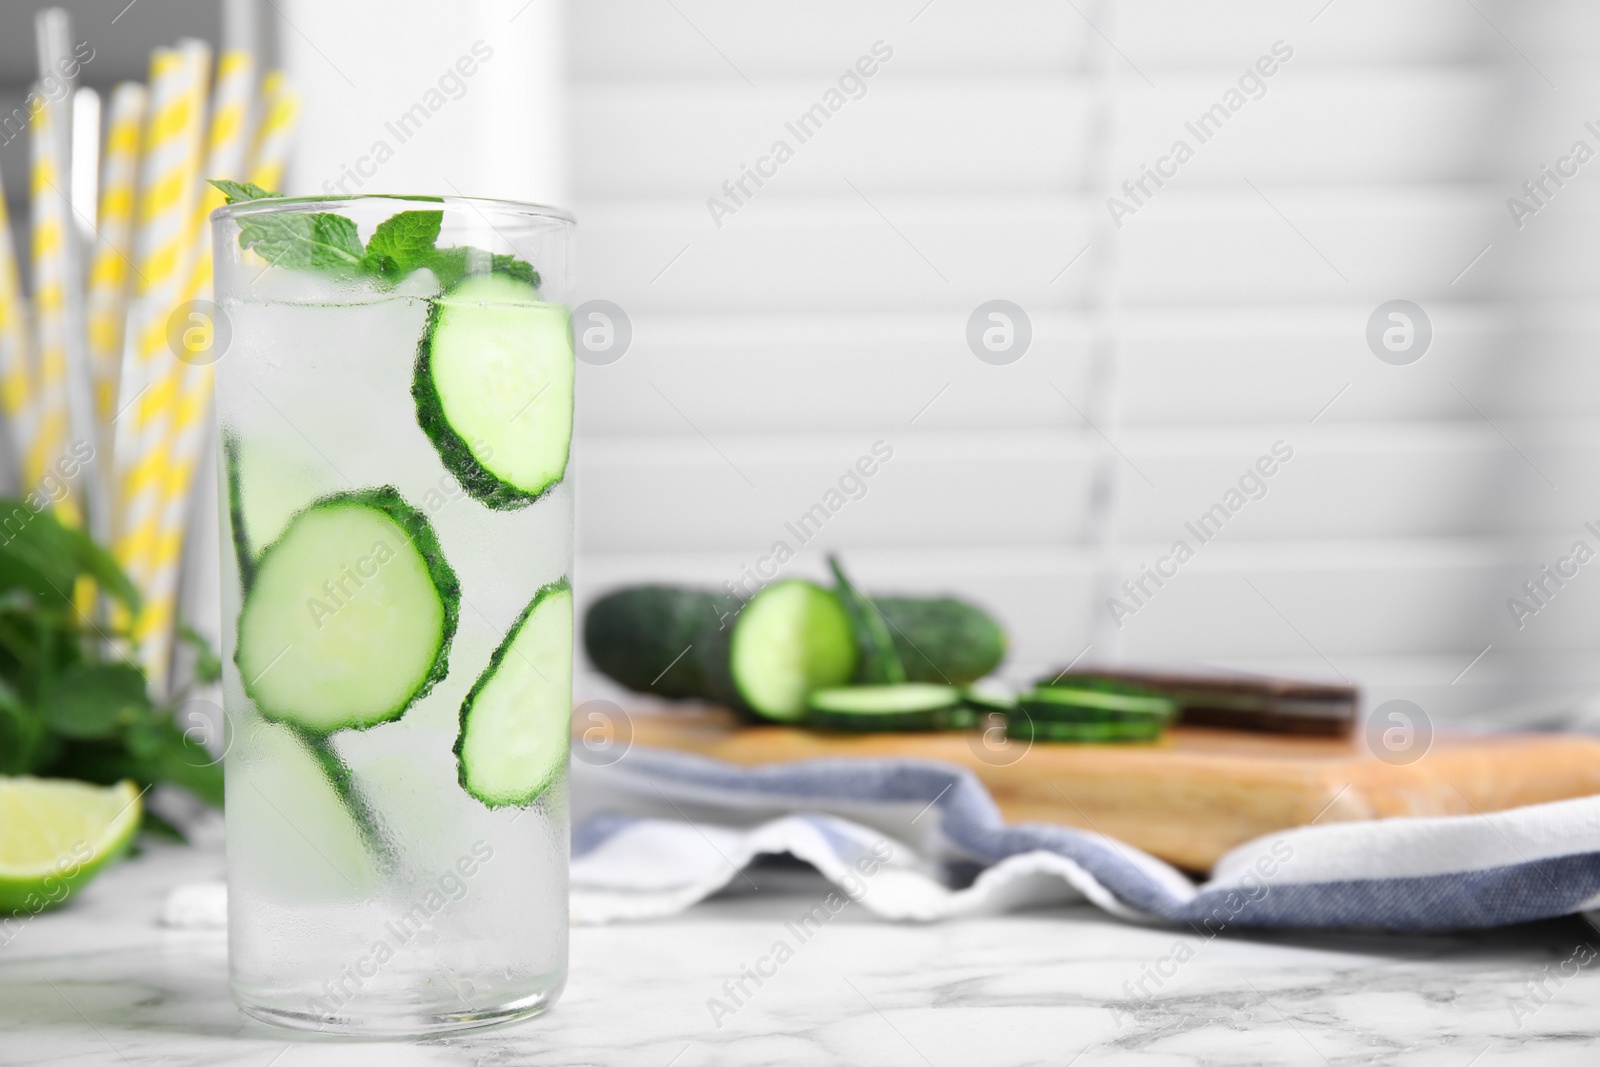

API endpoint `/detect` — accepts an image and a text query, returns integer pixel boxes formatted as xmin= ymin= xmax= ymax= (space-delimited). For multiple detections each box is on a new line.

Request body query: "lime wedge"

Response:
xmin=0 ymin=778 xmax=142 ymax=915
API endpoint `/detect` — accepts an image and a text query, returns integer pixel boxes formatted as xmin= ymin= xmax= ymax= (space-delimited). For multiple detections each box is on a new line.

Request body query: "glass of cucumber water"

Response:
xmin=210 ymin=194 xmax=574 ymax=1035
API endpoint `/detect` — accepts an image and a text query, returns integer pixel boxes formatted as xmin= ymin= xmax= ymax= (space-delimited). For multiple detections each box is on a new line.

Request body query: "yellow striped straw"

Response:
xmin=111 ymin=43 xmax=209 ymax=608
xmin=27 ymin=90 xmax=80 ymax=527
xmin=136 ymin=49 xmax=255 ymax=688
xmin=247 ymin=70 xmax=299 ymax=190
xmin=0 ymin=154 xmax=34 ymax=483
xmin=85 ymin=83 xmax=147 ymax=450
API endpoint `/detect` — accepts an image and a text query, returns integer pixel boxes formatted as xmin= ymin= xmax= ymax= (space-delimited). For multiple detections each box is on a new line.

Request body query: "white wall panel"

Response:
xmin=568 ymin=0 xmax=1600 ymax=725
xmin=574 ymin=71 xmax=1506 ymax=197
xmin=573 ymin=305 xmax=1600 ymax=435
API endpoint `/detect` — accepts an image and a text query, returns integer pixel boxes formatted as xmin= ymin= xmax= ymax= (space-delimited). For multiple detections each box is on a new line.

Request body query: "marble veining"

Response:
xmin=1 ymin=841 xmax=1597 ymax=1065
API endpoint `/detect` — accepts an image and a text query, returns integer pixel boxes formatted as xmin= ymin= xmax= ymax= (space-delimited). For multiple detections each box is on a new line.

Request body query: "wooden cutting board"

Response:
xmin=607 ymin=708 xmax=1600 ymax=872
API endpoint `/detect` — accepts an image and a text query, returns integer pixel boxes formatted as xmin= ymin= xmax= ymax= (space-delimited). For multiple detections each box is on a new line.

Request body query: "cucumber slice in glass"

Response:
xmin=228 ymin=721 xmax=385 ymax=896
xmin=454 ymin=579 xmax=573 ymax=808
xmin=729 ymin=580 xmax=857 ymax=722
xmin=807 ymin=683 xmax=962 ymax=732
xmin=235 ymin=486 xmax=460 ymax=734
xmin=223 ymin=430 xmax=329 ymax=591
xmin=414 ymin=274 xmax=574 ymax=509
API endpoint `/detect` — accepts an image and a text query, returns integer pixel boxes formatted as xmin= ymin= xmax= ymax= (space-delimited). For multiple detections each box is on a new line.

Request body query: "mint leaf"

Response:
xmin=208 ymin=179 xmax=280 ymax=204
xmin=423 ymin=246 xmax=490 ymax=289
xmin=424 ymin=246 xmax=541 ymax=290
xmin=238 ymin=211 xmax=365 ymax=273
xmin=361 ymin=210 xmax=444 ymax=280
xmin=177 ymin=624 xmax=223 ymax=686
xmin=213 ymin=183 xmax=542 ymax=290
xmin=46 ymin=663 xmax=150 ymax=741
xmin=490 ymin=253 xmax=541 ymax=287
xmin=307 ymin=214 xmax=366 ymax=268
xmin=0 ymin=503 xmax=140 ymax=612
xmin=214 ymin=178 xmax=364 ymax=274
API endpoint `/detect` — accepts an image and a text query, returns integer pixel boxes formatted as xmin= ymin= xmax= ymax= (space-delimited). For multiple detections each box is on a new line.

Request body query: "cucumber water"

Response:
xmin=214 ymin=198 xmax=575 ymax=1036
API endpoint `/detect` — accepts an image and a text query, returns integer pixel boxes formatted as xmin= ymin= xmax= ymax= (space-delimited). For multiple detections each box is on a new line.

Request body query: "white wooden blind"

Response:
xmin=569 ymin=0 xmax=1600 ymax=727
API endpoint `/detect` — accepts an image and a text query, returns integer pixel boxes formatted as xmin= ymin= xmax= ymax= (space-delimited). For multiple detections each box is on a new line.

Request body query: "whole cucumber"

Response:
xmin=582 ymin=587 xmax=746 ymax=710
xmin=874 ymin=596 xmax=1007 ymax=686
xmin=583 ymin=584 xmax=1005 ymax=708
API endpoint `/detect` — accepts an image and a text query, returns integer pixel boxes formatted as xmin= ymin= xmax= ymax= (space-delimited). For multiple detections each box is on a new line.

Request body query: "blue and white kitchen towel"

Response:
xmin=163 ymin=745 xmax=1600 ymax=932
xmin=566 ymin=746 xmax=1600 ymax=931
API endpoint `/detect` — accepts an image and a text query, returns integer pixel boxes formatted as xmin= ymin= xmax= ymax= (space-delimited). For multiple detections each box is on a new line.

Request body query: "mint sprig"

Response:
xmin=426 ymin=247 xmax=540 ymax=289
xmin=209 ymin=181 xmax=541 ymax=289
xmin=0 ymin=503 xmax=224 ymax=817
xmin=361 ymin=209 xmax=443 ymax=279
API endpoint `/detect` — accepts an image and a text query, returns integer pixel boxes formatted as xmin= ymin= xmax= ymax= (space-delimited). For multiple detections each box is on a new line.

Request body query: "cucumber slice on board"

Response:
xmin=1006 ymin=716 xmax=1168 ymax=744
xmin=807 ymin=683 xmax=962 ymax=732
xmin=729 ymin=580 xmax=856 ymax=722
xmin=1018 ymin=684 xmax=1176 ymax=723
xmin=454 ymin=579 xmax=573 ymax=808
xmin=943 ymin=705 xmax=979 ymax=730
xmin=235 ymin=486 xmax=460 ymax=734
xmin=413 ymin=274 xmax=574 ymax=509
xmin=954 ymin=681 xmax=1017 ymax=730
xmin=963 ymin=680 xmax=1017 ymax=713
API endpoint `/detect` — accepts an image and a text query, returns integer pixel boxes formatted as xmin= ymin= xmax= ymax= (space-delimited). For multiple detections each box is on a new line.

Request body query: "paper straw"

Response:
xmin=111 ymin=42 xmax=209 ymax=603
xmin=0 ymin=155 xmax=33 ymax=489
xmin=136 ymin=49 xmax=254 ymax=689
xmin=70 ymin=88 xmax=100 ymax=248
xmin=85 ymin=83 xmax=146 ymax=445
xmin=30 ymin=5 xmax=112 ymax=574
xmin=247 ymin=70 xmax=298 ymax=190
xmin=27 ymin=89 xmax=79 ymax=526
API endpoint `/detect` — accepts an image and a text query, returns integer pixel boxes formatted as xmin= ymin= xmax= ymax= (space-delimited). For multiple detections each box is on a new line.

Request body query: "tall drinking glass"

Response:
xmin=210 ymin=196 xmax=574 ymax=1035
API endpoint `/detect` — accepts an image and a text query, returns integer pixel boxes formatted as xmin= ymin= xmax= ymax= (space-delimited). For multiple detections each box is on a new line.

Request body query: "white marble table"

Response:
xmin=2 ymin=840 xmax=1597 ymax=1066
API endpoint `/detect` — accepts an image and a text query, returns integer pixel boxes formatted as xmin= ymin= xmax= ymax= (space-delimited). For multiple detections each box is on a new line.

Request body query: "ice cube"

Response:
xmin=393 ymin=267 xmax=442 ymax=300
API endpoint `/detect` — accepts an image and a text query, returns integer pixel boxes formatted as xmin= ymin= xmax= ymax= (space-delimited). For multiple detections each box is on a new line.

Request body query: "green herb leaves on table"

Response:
xmin=0 ymin=503 xmax=222 ymax=819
